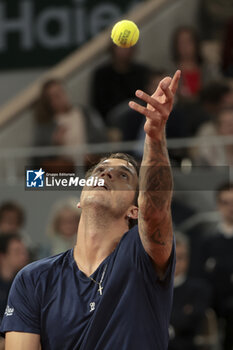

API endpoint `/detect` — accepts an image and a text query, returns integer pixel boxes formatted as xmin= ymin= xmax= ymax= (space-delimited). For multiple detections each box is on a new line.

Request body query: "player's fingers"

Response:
xmin=170 ymin=70 xmax=181 ymax=94
xmin=152 ymin=77 xmax=171 ymax=98
xmin=129 ymin=100 xmax=162 ymax=120
xmin=159 ymin=77 xmax=172 ymax=89
xmin=134 ymin=91 xmax=166 ymax=114
xmin=129 ymin=101 xmax=154 ymax=119
xmin=128 ymin=101 xmax=163 ymax=126
xmin=160 ymin=80 xmax=173 ymax=104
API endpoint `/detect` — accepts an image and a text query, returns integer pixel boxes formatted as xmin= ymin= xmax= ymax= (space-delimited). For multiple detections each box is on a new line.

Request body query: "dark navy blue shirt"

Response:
xmin=0 ymin=225 xmax=175 ymax=350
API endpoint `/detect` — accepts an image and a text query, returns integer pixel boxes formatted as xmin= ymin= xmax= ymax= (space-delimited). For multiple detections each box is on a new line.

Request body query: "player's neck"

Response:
xmin=74 ymin=209 xmax=129 ymax=276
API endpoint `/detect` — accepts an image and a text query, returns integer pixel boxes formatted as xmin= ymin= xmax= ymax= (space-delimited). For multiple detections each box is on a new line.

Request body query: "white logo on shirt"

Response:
xmin=89 ymin=302 xmax=95 ymax=312
xmin=4 ymin=305 xmax=14 ymax=316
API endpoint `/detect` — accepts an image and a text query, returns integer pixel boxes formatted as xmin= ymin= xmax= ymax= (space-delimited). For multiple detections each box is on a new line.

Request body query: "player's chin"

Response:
xmin=85 ymin=189 xmax=110 ymax=201
xmin=89 ymin=189 xmax=109 ymax=199
xmin=85 ymin=196 xmax=111 ymax=210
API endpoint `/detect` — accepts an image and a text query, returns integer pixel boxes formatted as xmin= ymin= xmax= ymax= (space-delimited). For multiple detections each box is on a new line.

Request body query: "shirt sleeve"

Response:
xmin=133 ymin=226 xmax=176 ymax=288
xmin=0 ymin=267 xmax=40 ymax=336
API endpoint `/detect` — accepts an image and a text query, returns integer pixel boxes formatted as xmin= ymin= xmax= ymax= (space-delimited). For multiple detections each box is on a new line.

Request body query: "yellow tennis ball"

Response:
xmin=111 ymin=20 xmax=139 ymax=48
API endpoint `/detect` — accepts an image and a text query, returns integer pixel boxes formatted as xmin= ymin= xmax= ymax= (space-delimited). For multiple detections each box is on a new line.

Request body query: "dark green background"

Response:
xmin=0 ymin=0 xmax=142 ymax=69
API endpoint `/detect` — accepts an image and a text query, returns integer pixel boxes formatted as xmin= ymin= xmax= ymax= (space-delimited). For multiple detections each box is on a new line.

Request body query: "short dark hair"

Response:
xmin=0 ymin=233 xmax=21 ymax=255
xmin=0 ymin=202 xmax=25 ymax=226
xmin=216 ymin=182 xmax=233 ymax=201
xmin=86 ymin=152 xmax=139 ymax=178
xmin=86 ymin=153 xmax=139 ymax=229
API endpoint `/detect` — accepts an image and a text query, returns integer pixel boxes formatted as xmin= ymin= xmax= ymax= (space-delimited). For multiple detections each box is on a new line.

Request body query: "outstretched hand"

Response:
xmin=129 ymin=70 xmax=181 ymax=141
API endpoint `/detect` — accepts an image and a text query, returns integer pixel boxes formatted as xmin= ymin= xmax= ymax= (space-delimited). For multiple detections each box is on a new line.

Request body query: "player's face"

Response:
xmin=80 ymin=158 xmax=138 ymax=216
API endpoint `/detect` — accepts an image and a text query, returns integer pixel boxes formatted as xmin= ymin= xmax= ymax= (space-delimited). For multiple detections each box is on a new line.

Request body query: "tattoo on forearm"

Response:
xmin=150 ymin=229 xmax=166 ymax=246
xmin=139 ymin=137 xmax=173 ymax=214
xmin=139 ymin=135 xmax=173 ymax=264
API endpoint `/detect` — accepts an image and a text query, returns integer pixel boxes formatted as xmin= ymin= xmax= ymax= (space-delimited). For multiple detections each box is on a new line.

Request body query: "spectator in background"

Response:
xmin=42 ymin=198 xmax=81 ymax=257
xmin=171 ymin=195 xmax=196 ymax=228
xmin=165 ymin=81 xmax=233 ymax=165
xmin=197 ymin=81 xmax=231 ymax=135
xmin=222 ymin=16 xmax=233 ymax=78
xmin=0 ymin=234 xmax=29 ymax=323
xmin=169 ymin=232 xmax=212 ymax=350
xmin=34 ymin=79 xmax=87 ymax=169
xmin=0 ymin=201 xmax=33 ymax=253
xmin=0 ymin=202 xmax=24 ymax=235
xmin=107 ymin=69 xmax=166 ymax=147
xmin=166 ymin=81 xmax=233 ymax=139
xmin=171 ymin=26 xmax=220 ymax=100
xmin=195 ymin=81 xmax=233 ymax=133
xmin=90 ymin=43 xmax=150 ymax=123
xmin=34 ymin=79 xmax=107 ymax=170
xmin=201 ymin=183 xmax=233 ymax=350
xmin=199 ymin=0 xmax=233 ymax=39
xmin=194 ymin=106 xmax=233 ymax=165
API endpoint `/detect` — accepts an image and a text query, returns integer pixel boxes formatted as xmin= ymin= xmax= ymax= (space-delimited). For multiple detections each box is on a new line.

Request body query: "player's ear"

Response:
xmin=77 ymin=202 xmax=81 ymax=209
xmin=127 ymin=206 xmax=138 ymax=220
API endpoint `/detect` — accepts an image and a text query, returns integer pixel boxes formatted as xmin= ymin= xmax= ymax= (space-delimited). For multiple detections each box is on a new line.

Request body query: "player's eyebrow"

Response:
xmin=98 ymin=161 xmax=136 ymax=177
xmin=118 ymin=165 xmax=135 ymax=177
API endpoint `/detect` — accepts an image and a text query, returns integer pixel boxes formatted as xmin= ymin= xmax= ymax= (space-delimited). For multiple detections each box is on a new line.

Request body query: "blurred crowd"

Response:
xmin=32 ymin=19 xmax=233 ymax=170
xmin=1 ymin=2 xmax=233 ymax=350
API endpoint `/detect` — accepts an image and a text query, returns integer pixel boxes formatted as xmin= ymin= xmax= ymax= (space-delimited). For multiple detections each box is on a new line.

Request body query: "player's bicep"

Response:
xmin=5 ymin=332 xmax=41 ymax=350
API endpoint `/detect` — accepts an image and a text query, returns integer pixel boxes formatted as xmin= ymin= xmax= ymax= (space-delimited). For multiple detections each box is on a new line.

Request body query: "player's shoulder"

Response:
xmin=120 ymin=224 xmax=139 ymax=247
xmin=16 ymin=250 xmax=72 ymax=284
xmin=124 ymin=224 xmax=138 ymax=237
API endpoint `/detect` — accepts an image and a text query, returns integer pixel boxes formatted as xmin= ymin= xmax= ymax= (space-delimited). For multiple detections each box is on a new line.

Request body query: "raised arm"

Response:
xmin=129 ymin=70 xmax=180 ymax=276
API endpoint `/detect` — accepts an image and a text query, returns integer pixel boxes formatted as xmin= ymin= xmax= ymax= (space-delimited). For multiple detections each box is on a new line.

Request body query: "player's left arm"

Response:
xmin=129 ymin=70 xmax=181 ymax=277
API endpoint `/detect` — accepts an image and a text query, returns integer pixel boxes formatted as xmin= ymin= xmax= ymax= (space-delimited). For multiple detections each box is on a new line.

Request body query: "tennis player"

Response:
xmin=1 ymin=70 xmax=180 ymax=350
